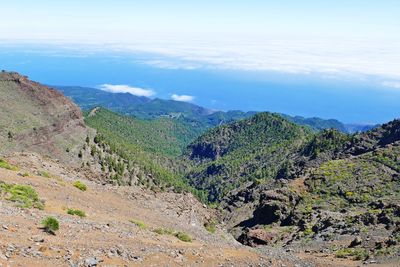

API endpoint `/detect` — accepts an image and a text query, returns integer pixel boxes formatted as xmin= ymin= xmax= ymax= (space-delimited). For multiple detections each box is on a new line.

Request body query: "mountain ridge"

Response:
xmin=56 ymin=85 xmax=375 ymax=134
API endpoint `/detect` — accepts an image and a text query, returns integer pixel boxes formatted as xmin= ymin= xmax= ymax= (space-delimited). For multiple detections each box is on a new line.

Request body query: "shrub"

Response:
xmin=204 ymin=221 xmax=216 ymax=233
xmin=130 ymin=219 xmax=146 ymax=229
xmin=302 ymin=227 xmax=314 ymax=237
xmin=152 ymin=228 xmax=192 ymax=242
xmin=41 ymin=217 xmax=59 ymax=234
xmin=335 ymin=248 xmax=369 ymax=261
xmin=0 ymin=182 xmax=44 ymax=209
xmin=38 ymin=171 xmax=51 ymax=178
xmin=335 ymin=248 xmax=353 ymax=258
xmin=22 ymin=172 xmax=30 ymax=177
xmin=67 ymin=209 xmax=86 ymax=218
xmin=207 ymin=202 xmax=219 ymax=209
xmin=0 ymin=159 xmax=18 ymax=171
xmin=73 ymin=181 xmax=87 ymax=191
xmin=175 ymin=232 xmax=192 ymax=242
xmin=153 ymin=228 xmax=174 ymax=235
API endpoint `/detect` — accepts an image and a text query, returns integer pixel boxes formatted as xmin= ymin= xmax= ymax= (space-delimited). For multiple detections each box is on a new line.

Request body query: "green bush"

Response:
xmin=22 ymin=172 xmax=30 ymax=177
xmin=38 ymin=171 xmax=51 ymax=178
xmin=73 ymin=181 xmax=87 ymax=191
xmin=67 ymin=208 xmax=86 ymax=218
xmin=335 ymin=248 xmax=369 ymax=261
xmin=153 ymin=228 xmax=174 ymax=235
xmin=175 ymin=232 xmax=192 ymax=242
xmin=0 ymin=159 xmax=18 ymax=171
xmin=153 ymin=227 xmax=192 ymax=242
xmin=0 ymin=182 xmax=44 ymax=209
xmin=204 ymin=221 xmax=216 ymax=233
xmin=130 ymin=219 xmax=146 ymax=229
xmin=41 ymin=217 xmax=60 ymax=234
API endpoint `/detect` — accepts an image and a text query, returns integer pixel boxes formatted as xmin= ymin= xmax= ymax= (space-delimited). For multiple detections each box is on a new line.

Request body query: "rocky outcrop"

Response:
xmin=345 ymin=119 xmax=400 ymax=155
xmin=252 ymin=188 xmax=301 ymax=225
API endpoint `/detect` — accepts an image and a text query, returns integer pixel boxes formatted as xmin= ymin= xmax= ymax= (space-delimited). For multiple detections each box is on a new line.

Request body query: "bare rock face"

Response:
xmin=239 ymin=228 xmax=277 ymax=246
xmin=0 ymin=71 xmax=89 ymax=165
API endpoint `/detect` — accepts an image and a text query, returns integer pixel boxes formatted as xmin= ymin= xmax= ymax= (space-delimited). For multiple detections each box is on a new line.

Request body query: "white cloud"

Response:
xmin=115 ymin=38 xmax=400 ymax=80
xmin=171 ymin=94 xmax=194 ymax=102
xmin=3 ymin=36 xmax=400 ymax=81
xmin=382 ymin=81 xmax=400 ymax=89
xmin=99 ymin=84 xmax=155 ymax=97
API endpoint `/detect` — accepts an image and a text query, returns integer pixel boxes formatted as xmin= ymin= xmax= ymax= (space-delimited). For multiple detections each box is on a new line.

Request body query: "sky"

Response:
xmin=0 ymin=1 xmax=400 ymax=123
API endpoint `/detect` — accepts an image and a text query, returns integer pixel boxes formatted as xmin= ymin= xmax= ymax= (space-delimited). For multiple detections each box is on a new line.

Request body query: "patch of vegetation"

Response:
xmin=175 ymin=231 xmax=192 ymax=242
xmin=152 ymin=228 xmax=192 ymax=242
xmin=204 ymin=221 xmax=216 ymax=233
xmin=38 ymin=171 xmax=51 ymax=178
xmin=0 ymin=182 xmax=44 ymax=209
xmin=0 ymin=158 xmax=18 ymax=171
xmin=303 ymin=129 xmax=349 ymax=158
xmin=375 ymin=247 xmax=396 ymax=257
xmin=304 ymin=157 xmax=400 ymax=211
xmin=129 ymin=219 xmax=146 ymax=229
xmin=67 ymin=208 xmax=86 ymax=218
xmin=41 ymin=217 xmax=60 ymax=234
xmin=302 ymin=227 xmax=314 ymax=237
xmin=153 ymin=228 xmax=174 ymax=235
xmin=73 ymin=180 xmax=87 ymax=191
xmin=22 ymin=172 xmax=30 ymax=177
xmin=335 ymin=248 xmax=369 ymax=261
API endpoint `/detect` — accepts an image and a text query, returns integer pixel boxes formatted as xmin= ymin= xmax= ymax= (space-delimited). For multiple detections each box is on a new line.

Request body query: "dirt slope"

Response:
xmin=0 ymin=153 xmax=274 ymax=267
xmin=0 ymin=71 xmax=89 ymax=166
xmin=0 ymin=153 xmax=366 ymax=267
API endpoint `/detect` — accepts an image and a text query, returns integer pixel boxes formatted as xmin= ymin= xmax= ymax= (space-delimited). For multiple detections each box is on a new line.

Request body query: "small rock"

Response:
xmin=85 ymin=257 xmax=98 ymax=267
xmin=0 ymin=252 xmax=7 ymax=260
xmin=2 ymin=225 xmax=8 ymax=230
xmin=32 ymin=236 xmax=45 ymax=243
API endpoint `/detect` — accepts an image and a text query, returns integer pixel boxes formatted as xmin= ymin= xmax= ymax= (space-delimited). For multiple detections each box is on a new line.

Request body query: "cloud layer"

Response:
xmin=117 ymin=38 xmax=400 ymax=80
xmin=171 ymin=94 xmax=194 ymax=102
xmin=99 ymin=84 xmax=154 ymax=97
xmin=382 ymin=81 xmax=400 ymax=89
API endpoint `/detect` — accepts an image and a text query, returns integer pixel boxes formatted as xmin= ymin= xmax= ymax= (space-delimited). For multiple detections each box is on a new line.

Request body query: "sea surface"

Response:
xmin=0 ymin=44 xmax=399 ymax=124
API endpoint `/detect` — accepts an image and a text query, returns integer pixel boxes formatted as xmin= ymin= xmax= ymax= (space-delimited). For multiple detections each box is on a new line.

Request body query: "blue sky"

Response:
xmin=2 ymin=1 xmax=399 ymax=39
xmin=1 ymin=1 xmax=400 ymax=123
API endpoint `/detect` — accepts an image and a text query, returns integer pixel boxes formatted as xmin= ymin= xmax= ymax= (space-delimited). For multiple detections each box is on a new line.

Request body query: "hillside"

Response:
xmin=0 ymin=72 xmax=89 ymax=166
xmin=184 ymin=113 xmax=312 ymax=202
xmin=281 ymin=115 xmax=348 ymax=133
xmin=85 ymin=107 xmax=202 ymax=158
xmin=83 ymin=107 xmax=209 ymax=202
xmin=0 ymin=153 xmax=284 ymax=267
xmin=185 ymin=115 xmax=400 ymax=264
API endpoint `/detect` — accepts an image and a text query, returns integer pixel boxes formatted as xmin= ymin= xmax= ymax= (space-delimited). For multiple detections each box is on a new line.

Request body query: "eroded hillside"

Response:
xmin=0 ymin=153 xmax=278 ymax=267
xmin=185 ymin=116 xmax=400 ymax=265
xmin=0 ymin=71 xmax=89 ymax=166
